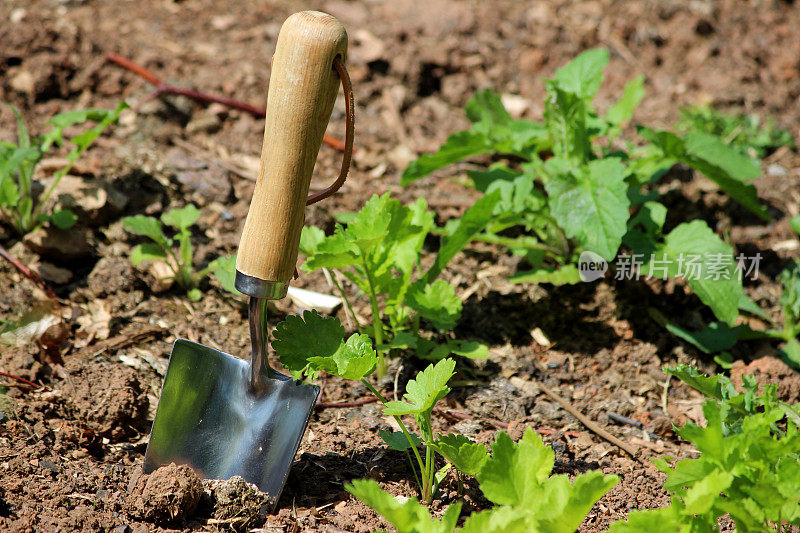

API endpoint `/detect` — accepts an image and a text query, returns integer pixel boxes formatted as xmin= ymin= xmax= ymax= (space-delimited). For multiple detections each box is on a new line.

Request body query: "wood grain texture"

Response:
xmin=236 ymin=11 xmax=347 ymax=284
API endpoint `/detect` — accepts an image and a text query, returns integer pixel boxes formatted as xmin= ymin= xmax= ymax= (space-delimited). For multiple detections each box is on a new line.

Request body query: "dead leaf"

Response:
xmin=75 ymin=300 xmax=112 ymax=348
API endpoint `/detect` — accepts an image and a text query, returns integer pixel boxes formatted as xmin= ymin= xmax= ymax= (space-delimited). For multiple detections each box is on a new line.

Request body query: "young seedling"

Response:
xmin=402 ymin=47 xmax=770 ymax=335
xmin=0 ymin=102 xmax=128 ymax=236
xmin=611 ymin=365 xmax=800 ymax=531
xmin=347 ymin=428 xmax=618 ymax=532
xmin=273 ymin=310 xmax=494 ymax=503
xmin=122 ymin=205 xmax=236 ymax=301
xmin=300 ymin=192 xmax=499 ymax=376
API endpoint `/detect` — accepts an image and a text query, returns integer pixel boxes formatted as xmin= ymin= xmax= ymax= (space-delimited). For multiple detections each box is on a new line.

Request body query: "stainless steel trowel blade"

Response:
xmin=143 ymin=339 xmax=319 ymax=506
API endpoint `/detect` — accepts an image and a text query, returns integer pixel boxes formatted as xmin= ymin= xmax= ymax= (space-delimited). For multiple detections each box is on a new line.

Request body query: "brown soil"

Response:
xmin=1 ymin=0 xmax=800 ymax=532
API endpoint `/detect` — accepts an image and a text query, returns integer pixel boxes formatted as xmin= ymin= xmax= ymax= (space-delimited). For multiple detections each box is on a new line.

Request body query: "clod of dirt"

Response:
xmin=463 ymin=377 xmax=533 ymax=421
xmin=126 ymin=464 xmax=203 ymax=523
xmin=23 ymin=226 xmax=93 ymax=262
xmin=54 ymin=176 xmax=129 ymax=227
xmin=730 ymin=356 xmax=800 ymax=403
xmin=205 ymin=476 xmax=270 ymax=531
xmin=62 ymin=362 xmax=149 ymax=439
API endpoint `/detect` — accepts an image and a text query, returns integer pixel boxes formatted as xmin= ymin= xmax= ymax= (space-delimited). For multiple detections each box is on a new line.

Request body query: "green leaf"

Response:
xmin=684 ymin=131 xmax=761 ymax=182
xmin=299 ymin=225 xmax=326 ymax=256
xmin=49 ymin=209 xmax=77 ymax=229
xmin=379 ymin=429 xmax=423 ymax=451
xmin=605 ymin=75 xmax=645 ymax=126
xmin=208 ymin=255 xmax=237 ymax=294
xmin=509 ymin=264 xmax=582 ymax=285
xmin=130 ymin=243 xmax=169 ymax=265
xmin=644 ymin=220 xmax=742 ymax=325
xmin=476 ymin=429 xmax=554 ymax=507
xmin=447 ymin=339 xmax=489 ymax=359
xmin=407 ymin=280 xmax=462 ymax=331
xmin=161 ymin=204 xmax=201 ymax=230
xmin=466 ymin=89 xmax=511 ymax=129
xmin=790 ymin=215 xmax=800 ymax=237
xmin=545 ymin=157 xmax=630 ymax=261
xmin=187 ymin=288 xmax=202 ymax=301
xmin=666 ymin=364 xmax=736 ymax=402
xmin=536 ymin=470 xmax=619 ymax=533
xmin=346 ymin=479 xmax=462 ymax=533
xmin=0 ymin=177 xmax=20 ymax=208
xmin=122 ymin=215 xmax=166 ymax=244
xmin=272 ymin=310 xmax=345 ymax=375
xmin=607 ymin=505 xmax=683 ymax=532
xmin=431 ymin=434 xmax=488 ymax=475
xmin=552 ymin=48 xmax=609 ymax=99
xmin=424 ymin=191 xmax=501 ymax=283
xmin=458 ymin=505 xmax=529 ymax=533
xmin=308 ymin=333 xmax=378 ymax=380
xmin=682 ymin=469 xmax=734 ymax=515
xmin=383 ymin=358 xmax=456 ymax=417
xmin=664 ymin=321 xmax=741 ymax=354
xmin=402 ymin=131 xmax=489 ymax=185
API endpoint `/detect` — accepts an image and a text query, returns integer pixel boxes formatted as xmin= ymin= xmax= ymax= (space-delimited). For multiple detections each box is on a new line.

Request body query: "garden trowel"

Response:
xmin=143 ymin=11 xmax=349 ymax=508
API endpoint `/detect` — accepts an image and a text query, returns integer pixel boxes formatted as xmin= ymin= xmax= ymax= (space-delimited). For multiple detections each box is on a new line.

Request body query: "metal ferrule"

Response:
xmin=235 ymin=270 xmax=289 ymax=300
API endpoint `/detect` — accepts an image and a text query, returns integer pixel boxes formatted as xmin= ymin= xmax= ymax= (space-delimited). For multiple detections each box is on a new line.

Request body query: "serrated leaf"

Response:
xmin=477 ymin=429 xmax=554 ymax=507
xmin=379 ymin=429 xmax=423 ymax=451
xmin=536 ymin=470 xmax=619 ymax=533
xmin=50 ymin=209 xmax=77 ymax=229
xmin=299 ymin=225 xmax=326 ymax=256
xmin=402 ymin=130 xmax=490 ymax=185
xmin=607 ymin=505 xmax=682 ymax=532
xmin=122 ymin=215 xmax=165 ymax=243
xmin=682 ymin=469 xmax=734 ymax=515
xmin=545 ymin=157 xmax=630 ymax=261
xmin=272 ymin=310 xmax=345 ymax=375
xmin=458 ymin=505 xmax=529 ymax=533
xmin=383 ymin=358 xmax=456 ymax=417
xmin=346 ymin=479 xmax=461 ymax=533
xmin=161 ymin=204 xmax=201 ymax=230
xmin=424 ymin=191 xmax=501 ymax=283
xmin=552 ymin=48 xmax=609 ymax=99
xmin=130 ymin=243 xmax=168 ymax=265
xmin=302 ymin=230 xmax=360 ymax=271
xmin=431 ymin=434 xmax=488 ymax=475
xmin=308 ymin=333 xmax=378 ymax=380
xmin=666 ymin=364 xmax=736 ymax=402
xmin=606 ymin=75 xmax=645 ymax=126
xmin=407 ymin=280 xmax=462 ymax=331
xmin=509 ymin=264 xmax=582 ymax=285
xmin=644 ymin=220 xmax=742 ymax=325
xmin=0 ymin=177 xmax=20 ymax=208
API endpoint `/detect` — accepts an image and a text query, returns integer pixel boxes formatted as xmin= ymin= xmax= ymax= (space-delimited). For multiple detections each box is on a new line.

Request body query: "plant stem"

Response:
xmin=361 ymin=257 xmax=387 ymax=377
xmin=361 ymin=379 xmax=427 ymax=491
xmin=326 ymin=268 xmax=362 ymax=334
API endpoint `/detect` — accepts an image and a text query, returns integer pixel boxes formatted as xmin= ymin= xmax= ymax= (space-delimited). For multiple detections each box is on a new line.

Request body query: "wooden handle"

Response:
xmin=236 ymin=11 xmax=347 ymax=288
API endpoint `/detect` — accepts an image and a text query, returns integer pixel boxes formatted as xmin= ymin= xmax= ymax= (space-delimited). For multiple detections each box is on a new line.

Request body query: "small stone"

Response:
xmin=501 ymin=93 xmax=533 ymax=119
xmin=24 ymin=227 xmax=93 ymax=261
xmin=185 ymin=113 xmax=221 ymax=135
xmin=10 ymin=8 xmax=25 ymax=23
xmin=36 ymin=262 xmax=73 ymax=284
xmin=9 ymin=70 xmax=35 ymax=94
xmin=767 ymin=163 xmax=788 ymax=176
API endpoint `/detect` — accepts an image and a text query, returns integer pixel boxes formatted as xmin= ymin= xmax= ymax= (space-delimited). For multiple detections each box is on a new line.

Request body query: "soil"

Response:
xmin=1 ymin=0 xmax=800 ymax=532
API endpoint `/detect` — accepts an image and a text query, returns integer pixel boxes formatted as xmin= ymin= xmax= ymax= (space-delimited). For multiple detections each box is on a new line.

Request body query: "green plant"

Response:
xmin=402 ymin=48 xmax=768 ymax=329
xmin=676 ymin=104 xmax=796 ymax=159
xmin=347 ymin=428 xmax=618 ymax=533
xmin=655 ymin=219 xmax=800 ymax=367
xmin=610 ymin=365 xmax=800 ymax=531
xmin=300 ymin=192 xmax=499 ymax=376
xmin=274 ymin=310 xmax=494 ymax=503
xmin=0 ymin=102 xmax=128 ymax=236
xmin=122 ymin=205 xmax=236 ymax=301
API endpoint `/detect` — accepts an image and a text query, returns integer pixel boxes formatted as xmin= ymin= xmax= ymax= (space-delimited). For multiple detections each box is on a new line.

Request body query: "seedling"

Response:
xmin=122 ymin=205 xmax=236 ymax=301
xmin=402 ymin=48 xmax=770 ymax=330
xmin=0 ymin=102 xmax=127 ymax=236
xmin=274 ymin=310 xmax=496 ymax=503
xmin=677 ymin=104 xmax=796 ymax=159
xmin=611 ymin=365 xmax=800 ymax=531
xmin=347 ymin=428 xmax=618 ymax=532
xmin=300 ymin=192 xmax=499 ymax=376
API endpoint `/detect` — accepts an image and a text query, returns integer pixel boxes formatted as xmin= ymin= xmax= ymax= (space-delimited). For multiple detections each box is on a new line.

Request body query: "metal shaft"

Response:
xmin=248 ymin=296 xmax=272 ymax=393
